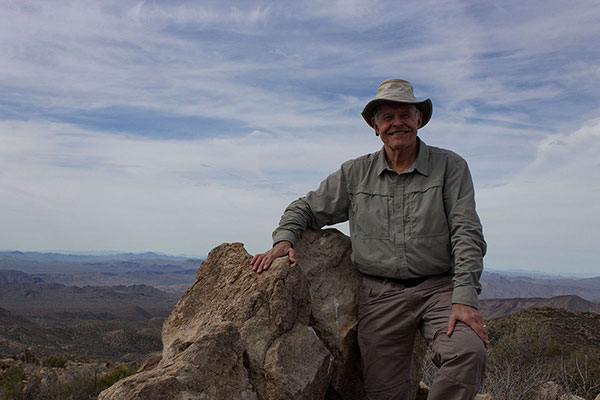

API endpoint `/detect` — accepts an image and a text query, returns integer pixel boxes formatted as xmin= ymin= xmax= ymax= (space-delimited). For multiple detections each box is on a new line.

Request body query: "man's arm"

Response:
xmin=250 ymin=167 xmax=350 ymax=273
xmin=443 ymin=155 xmax=488 ymax=345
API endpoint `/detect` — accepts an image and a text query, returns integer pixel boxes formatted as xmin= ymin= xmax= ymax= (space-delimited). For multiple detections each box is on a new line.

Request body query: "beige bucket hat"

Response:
xmin=361 ymin=79 xmax=433 ymax=128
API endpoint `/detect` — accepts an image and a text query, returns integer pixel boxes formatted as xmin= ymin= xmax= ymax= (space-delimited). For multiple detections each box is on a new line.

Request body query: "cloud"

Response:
xmin=477 ymin=118 xmax=600 ymax=273
xmin=2 ymin=0 xmax=597 ymax=142
xmin=0 ymin=119 xmax=370 ymax=255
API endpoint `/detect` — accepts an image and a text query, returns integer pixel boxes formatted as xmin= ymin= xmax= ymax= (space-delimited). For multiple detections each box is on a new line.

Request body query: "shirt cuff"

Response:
xmin=272 ymin=230 xmax=297 ymax=247
xmin=451 ymin=285 xmax=480 ymax=309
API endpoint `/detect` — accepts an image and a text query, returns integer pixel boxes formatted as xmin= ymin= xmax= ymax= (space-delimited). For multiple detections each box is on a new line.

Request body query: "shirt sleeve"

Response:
xmin=443 ymin=156 xmax=487 ymax=309
xmin=272 ymin=167 xmax=350 ymax=246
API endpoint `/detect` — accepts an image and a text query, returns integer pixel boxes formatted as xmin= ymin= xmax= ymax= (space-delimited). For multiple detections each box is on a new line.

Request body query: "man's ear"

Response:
xmin=416 ymin=111 xmax=423 ymax=129
xmin=371 ymin=118 xmax=380 ymax=136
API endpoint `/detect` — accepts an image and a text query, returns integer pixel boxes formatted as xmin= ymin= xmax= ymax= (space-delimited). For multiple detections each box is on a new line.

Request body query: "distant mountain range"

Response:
xmin=0 ymin=250 xmax=199 ymax=263
xmin=480 ymin=294 xmax=600 ymax=319
xmin=0 ymin=251 xmax=202 ymax=292
xmin=480 ymin=271 xmax=600 ymax=302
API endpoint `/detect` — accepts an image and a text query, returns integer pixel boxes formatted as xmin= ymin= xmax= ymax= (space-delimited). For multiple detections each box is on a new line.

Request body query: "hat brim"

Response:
xmin=361 ymin=98 xmax=432 ymax=129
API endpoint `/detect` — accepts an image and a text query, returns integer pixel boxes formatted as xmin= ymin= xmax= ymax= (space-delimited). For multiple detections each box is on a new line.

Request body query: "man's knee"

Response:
xmin=432 ymin=323 xmax=487 ymax=385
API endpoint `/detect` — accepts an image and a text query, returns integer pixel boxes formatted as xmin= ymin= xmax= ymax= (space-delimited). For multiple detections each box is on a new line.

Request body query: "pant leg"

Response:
xmin=418 ymin=277 xmax=487 ymax=400
xmin=358 ymin=276 xmax=417 ymax=400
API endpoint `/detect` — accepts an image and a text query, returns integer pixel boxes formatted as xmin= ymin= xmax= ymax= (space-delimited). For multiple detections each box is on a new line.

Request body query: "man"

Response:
xmin=251 ymin=79 xmax=488 ymax=399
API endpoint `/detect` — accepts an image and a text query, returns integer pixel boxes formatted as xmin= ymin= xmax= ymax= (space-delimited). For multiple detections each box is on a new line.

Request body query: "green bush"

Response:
xmin=49 ymin=363 xmax=137 ymax=399
xmin=0 ymin=362 xmax=138 ymax=400
xmin=481 ymin=323 xmax=560 ymax=400
xmin=0 ymin=365 xmax=26 ymax=400
xmin=97 ymin=364 xmax=138 ymax=390
xmin=42 ymin=355 xmax=68 ymax=369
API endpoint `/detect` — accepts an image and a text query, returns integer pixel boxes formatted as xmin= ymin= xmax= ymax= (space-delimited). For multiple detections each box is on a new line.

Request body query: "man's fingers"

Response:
xmin=251 ymin=242 xmax=296 ymax=274
xmin=251 ymin=254 xmax=269 ymax=273
xmin=478 ymin=323 xmax=490 ymax=348
xmin=256 ymin=255 xmax=271 ymax=274
xmin=446 ymin=316 xmax=457 ymax=336
xmin=472 ymin=325 xmax=489 ymax=348
xmin=447 ymin=304 xmax=489 ymax=348
xmin=463 ymin=317 xmax=489 ymax=347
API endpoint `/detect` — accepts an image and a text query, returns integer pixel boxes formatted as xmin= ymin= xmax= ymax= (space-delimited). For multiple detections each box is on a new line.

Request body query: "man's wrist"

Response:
xmin=273 ymin=240 xmax=292 ymax=248
xmin=272 ymin=230 xmax=297 ymax=247
xmin=451 ymin=286 xmax=480 ymax=309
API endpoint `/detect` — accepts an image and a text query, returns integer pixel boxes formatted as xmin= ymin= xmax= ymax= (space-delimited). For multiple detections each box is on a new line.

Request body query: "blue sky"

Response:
xmin=1 ymin=0 xmax=599 ymax=275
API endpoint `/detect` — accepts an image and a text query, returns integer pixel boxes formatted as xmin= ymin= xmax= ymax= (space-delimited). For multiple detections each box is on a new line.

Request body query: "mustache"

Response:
xmin=385 ymin=128 xmax=412 ymax=135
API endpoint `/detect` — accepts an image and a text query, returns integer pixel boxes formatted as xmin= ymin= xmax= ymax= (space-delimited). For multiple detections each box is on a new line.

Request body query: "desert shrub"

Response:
xmin=0 ymin=362 xmax=138 ymax=400
xmin=554 ymin=348 xmax=600 ymax=399
xmin=0 ymin=365 xmax=26 ymax=400
xmin=481 ymin=323 xmax=563 ymax=400
xmin=54 ymin=371 xmax=103 ymax=399
xmin=478 ymin=321 xmax=600 ymax=400
xmin=50 ymin=363 xmax=137 ymax=399
xmin=42 ymin=355 xmax=68 ymax=369
xmin=97 ymin=364 xmax=137 ymax=390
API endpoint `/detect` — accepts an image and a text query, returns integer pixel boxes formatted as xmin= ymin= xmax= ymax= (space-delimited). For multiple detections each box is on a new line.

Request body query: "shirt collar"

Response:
xmin=375 ymin=137 xmax=430 ymax=177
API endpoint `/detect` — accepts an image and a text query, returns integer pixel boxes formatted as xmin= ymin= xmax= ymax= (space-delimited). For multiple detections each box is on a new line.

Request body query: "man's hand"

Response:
xmin=447 ymin=304 xmax=489 ymax=347
xmin=250 ymin=241 xmax=296 ymax=274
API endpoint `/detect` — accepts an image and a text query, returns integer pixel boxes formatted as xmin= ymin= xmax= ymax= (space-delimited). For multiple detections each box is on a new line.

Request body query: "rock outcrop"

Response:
xmin=99 ymin=229 xmax=426 ymax=400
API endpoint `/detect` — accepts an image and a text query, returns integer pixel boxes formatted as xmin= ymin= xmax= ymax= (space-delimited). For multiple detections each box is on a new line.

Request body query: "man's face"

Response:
xmin=372 ymin=103 xmax=422 ymax=153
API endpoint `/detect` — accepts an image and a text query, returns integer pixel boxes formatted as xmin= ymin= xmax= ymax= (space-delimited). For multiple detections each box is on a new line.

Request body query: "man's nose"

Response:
xmin=392 ymin=116 xmax=404 ymax=126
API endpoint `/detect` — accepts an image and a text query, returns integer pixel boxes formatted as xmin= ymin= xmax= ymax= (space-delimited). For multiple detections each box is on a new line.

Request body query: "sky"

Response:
xmin=0 ymin=0 xmax=599 ymax=275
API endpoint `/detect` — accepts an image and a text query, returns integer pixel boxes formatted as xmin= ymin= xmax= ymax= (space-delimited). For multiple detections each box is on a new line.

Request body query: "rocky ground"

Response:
xmin=0 ymin=348 xmax=138 ymax=399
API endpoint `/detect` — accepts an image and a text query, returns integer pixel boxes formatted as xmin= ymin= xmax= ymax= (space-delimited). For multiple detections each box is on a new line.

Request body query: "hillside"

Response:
xmin=0 ymin=252 xmax=198 ymax=364
xmin=0 ymin=307 xmax=56 ymax=357
xmin=481 ymin=307 xmax=600 ymax=399
xmin=0 ymin=282 xmax=179 ymax=321
xmin=0 ymin=282 xmax=172 ymax=362
xmin=480 ymin=294 xmax=600 ymax=319
xmin=0 ymin=305 xmax=163 ymax=362
xmin=480 ymin=271 xmax=600 ymax=300
xmin=487 ymin=307 xmax=600 ymax=351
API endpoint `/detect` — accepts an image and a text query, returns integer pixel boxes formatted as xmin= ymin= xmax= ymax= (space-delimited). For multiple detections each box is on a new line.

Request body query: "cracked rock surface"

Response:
xmin=99 ymin=229 xmax=425 ymax=399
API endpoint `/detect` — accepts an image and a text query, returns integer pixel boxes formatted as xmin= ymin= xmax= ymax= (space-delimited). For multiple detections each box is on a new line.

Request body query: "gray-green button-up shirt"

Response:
xmin=272 ymin=138 xmax=486 ymax=308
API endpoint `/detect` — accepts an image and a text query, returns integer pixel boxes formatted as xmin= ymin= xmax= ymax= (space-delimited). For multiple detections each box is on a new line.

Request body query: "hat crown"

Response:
xmin=376 ymin=79 xmax=418 ymax=102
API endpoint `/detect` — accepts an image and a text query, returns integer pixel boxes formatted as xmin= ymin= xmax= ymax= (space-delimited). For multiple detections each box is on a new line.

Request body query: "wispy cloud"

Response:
xmin=0 ymin=119 xmax=367 ymax=254
xmin=0 ymin=0 xmax=599 ymax=272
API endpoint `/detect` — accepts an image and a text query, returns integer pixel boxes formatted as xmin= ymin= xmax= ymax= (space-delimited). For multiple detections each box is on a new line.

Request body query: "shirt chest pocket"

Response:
xmin=406 ymin=182 xmax=448 ymax=238
xmin=349 ymin=191 xmax=391 ymax=239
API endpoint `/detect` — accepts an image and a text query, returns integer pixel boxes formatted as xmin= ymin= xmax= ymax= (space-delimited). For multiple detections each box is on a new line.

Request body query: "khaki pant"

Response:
xmin=358 ymin=274 xmax=487 ymax=400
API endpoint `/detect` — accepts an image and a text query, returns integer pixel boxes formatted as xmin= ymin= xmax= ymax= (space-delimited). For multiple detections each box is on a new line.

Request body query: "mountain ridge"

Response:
xmin=480 ymin=294 xmax=600 ymax=319
xmin=0 ymin=282 xmax=179 ymax=321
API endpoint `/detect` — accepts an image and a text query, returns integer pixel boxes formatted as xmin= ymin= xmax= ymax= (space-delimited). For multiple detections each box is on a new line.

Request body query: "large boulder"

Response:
xmin=99 ymin=229 xmax=425 ymax=399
